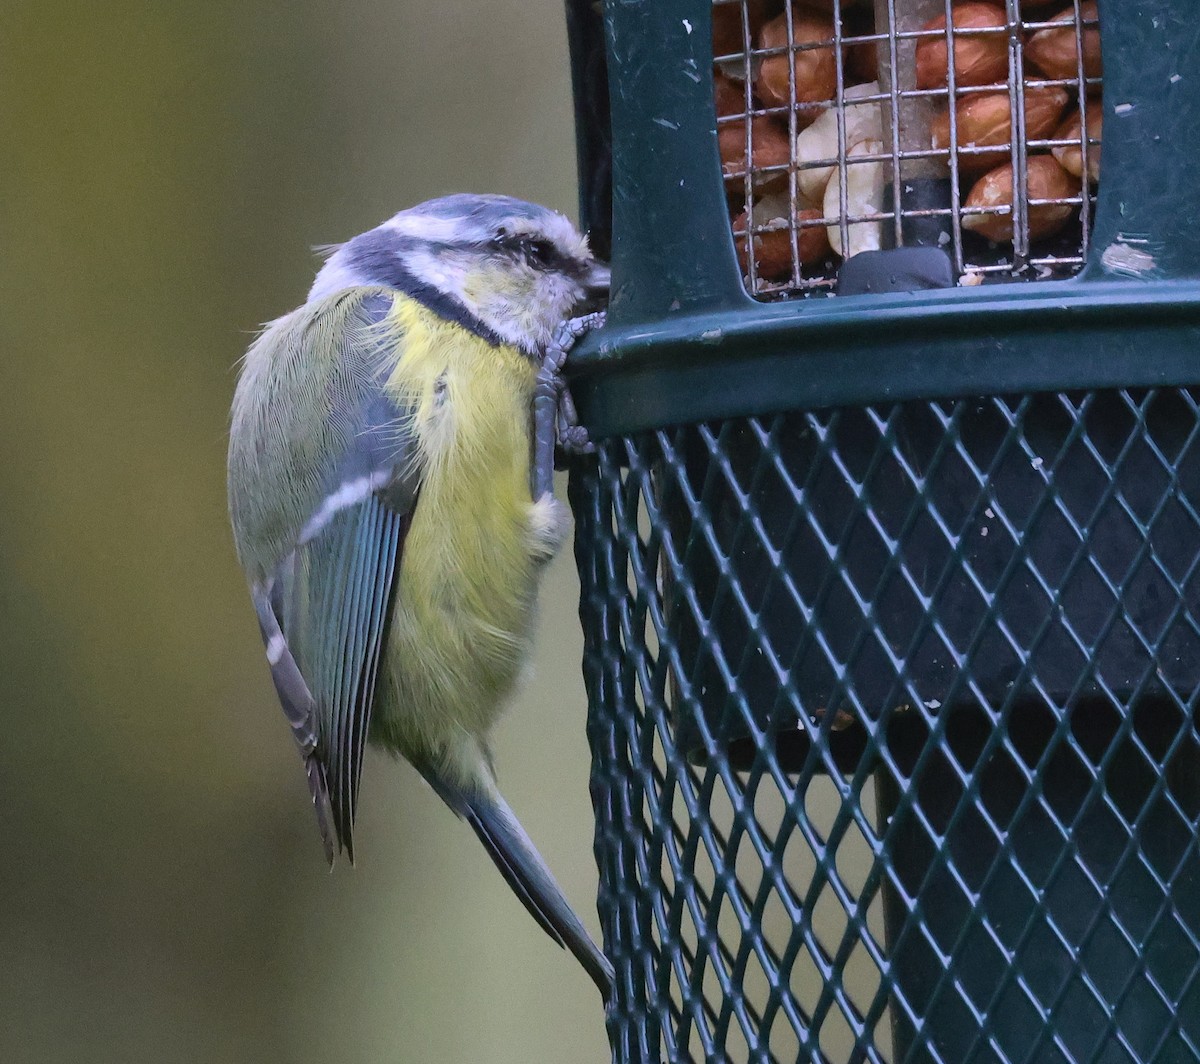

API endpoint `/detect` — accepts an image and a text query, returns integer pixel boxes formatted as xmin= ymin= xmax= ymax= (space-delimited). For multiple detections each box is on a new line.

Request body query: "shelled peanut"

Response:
xmin=1025 ymin=1 xmax=1102 ymax=81
xmin=921 ymin=0 xmax=1102 ymax=247
xmin=713 ymin=0 xmax=770 ymax=58
xmin=1051 ymin=106 xmax=1102 ymax=184
xmin=932 ymin=86 xmax=1068 ymax=174
xmin=714 ymin=0 xmax=1103 ymax=280
xmin=717 ymin=73 xmax=793 ymax=186
xmin=794 ymin=81 xmax=882 ymax=202
xmin=915 ymin=2 xmax=1009 ymax=90
xmin=716 ymin=2 xmax=887 ymax=282
xmin=825 ymin=141 xmax=886 ymax=258
xmin=961 ymin=155 xmax=1080 ymax=241
xmin=756 ymin=9 xmax=838 ymax=117
xmin=734 ymin=193 xmax=832 ymax=278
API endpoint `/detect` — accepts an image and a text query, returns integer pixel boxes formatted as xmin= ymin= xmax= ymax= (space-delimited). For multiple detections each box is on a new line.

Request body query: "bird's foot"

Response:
xmin=540 ymin=312 xmax=605 ymax=464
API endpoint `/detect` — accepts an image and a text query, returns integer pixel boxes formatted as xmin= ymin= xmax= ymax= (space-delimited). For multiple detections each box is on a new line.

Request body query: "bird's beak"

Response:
xmin=576 ymin=261 xmax=610 ymax=313
xmin=585 ymin=262 xmax=611 ymax=295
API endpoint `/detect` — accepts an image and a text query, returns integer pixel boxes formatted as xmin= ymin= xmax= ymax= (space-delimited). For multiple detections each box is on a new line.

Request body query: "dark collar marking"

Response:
xmin=346 ymin=232 xmax=505 ymax=348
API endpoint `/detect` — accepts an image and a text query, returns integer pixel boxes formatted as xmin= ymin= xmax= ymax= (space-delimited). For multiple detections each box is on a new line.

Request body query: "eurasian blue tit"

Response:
xmin=227 ymin=194 xmax=612 ymax=998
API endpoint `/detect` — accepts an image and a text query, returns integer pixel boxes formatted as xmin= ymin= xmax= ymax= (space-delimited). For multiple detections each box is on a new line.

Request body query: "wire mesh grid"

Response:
xmin=571 ymin=388 xmax=1200 ymax=1063
xmin=715 ymin=0 xmax=1102 ymax=296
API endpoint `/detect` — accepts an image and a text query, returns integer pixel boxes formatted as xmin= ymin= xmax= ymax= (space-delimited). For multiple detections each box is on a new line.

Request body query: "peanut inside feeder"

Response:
xmin=715 ymin=0 xmax=1102 ymax=296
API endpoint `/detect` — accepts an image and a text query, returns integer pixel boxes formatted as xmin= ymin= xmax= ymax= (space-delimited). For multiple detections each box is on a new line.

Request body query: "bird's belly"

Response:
xmin=368 ymin=328 xmax=543 ymax=767
xmin=371 ymin=460 xmax=539 ymax=762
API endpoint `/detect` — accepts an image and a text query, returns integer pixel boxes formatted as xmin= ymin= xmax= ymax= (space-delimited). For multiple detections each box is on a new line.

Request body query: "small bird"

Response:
xmin=227 ymin=194 xmax=613 ymax=998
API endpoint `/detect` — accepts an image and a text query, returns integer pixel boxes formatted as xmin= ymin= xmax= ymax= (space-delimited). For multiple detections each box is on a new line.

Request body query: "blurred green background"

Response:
xmin=1 ymin=2 xmax=608 ymax=1061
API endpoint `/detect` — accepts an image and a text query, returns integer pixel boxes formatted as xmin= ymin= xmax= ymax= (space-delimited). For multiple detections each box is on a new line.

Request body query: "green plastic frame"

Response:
xmin=568 ymin=0 xmax=1200 ymax=441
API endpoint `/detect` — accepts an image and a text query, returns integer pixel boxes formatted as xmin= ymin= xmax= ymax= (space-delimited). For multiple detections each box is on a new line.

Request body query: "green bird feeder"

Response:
xmin=564 ymin=0 xmax=1200 ymax=1060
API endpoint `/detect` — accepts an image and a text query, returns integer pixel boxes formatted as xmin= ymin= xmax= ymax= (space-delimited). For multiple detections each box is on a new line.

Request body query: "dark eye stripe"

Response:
xmin=522 ymin=238 xmax=557 ymax=268
xmin=490 ymin=230 xmax=562 ymax=271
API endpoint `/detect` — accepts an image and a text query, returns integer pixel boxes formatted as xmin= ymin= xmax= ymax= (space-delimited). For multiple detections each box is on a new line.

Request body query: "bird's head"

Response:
xmin=308 ymin=194 xmax=609 ymax=354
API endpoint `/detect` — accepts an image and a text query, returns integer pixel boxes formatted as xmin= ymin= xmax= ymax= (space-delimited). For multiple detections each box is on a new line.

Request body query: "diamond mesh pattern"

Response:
xmin=571 ymin=388 xmax=1200 ymax=1063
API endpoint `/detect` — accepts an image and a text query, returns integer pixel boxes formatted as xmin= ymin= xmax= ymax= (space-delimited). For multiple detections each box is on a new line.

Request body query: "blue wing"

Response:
xmin=236 ymin=290 xmax=419 ymax=864
xmin=296 ymin=493 xmax=411 ymax=861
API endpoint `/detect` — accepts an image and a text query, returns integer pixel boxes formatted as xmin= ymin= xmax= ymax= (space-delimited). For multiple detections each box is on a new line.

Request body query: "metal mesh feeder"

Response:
xmin=565 ymin=0 xmax=1200 ymax=1060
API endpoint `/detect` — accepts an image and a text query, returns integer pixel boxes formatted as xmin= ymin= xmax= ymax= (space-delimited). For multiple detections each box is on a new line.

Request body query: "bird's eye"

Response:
xmin=520 ymin=237 xmax=556 ymax=269
xmin=490 ymin=230 xmax=558 ymax=269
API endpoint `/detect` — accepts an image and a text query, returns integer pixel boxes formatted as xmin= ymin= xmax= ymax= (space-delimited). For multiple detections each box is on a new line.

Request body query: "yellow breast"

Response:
xmin=372 ymin=294 xmax=542 ymax=759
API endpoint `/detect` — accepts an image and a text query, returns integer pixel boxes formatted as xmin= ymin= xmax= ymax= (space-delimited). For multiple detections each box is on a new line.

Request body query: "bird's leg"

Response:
xmin=532 ymin=312 xmax=604 ymax=500
xmin=532 ymin=373 xmax=559 ymax=503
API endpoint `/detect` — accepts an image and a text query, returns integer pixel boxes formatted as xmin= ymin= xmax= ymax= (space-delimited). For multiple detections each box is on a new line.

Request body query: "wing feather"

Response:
xmin=233 ymin=288 xmax=422 ymax=861
xmin=303 ymin=496 xmax=409 ymax=860
xmin=351 ymin=506 xmax=403 ymax=829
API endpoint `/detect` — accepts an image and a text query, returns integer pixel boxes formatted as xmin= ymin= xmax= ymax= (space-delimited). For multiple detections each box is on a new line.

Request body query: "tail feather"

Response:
xmin=465 ymin=803 xmax=567 ymax=948
xmin=423 ymin=771 xmax=614 ymax=1002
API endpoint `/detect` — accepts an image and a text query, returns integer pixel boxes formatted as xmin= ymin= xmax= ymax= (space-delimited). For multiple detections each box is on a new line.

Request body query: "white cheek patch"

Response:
xmin=299 ymin=470 xmax=393 ymax=545
xmin=404 ymin=247 xmax=466 ymax=305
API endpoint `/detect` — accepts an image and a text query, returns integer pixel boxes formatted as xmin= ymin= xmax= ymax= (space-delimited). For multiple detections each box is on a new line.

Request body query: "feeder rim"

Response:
xmin=566 ymin=278 xmax=1200 ymax=438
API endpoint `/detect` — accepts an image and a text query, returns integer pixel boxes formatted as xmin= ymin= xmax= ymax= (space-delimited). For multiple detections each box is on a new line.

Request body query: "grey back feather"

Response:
xmin=228 ymin=288 xmax=416 ymax=580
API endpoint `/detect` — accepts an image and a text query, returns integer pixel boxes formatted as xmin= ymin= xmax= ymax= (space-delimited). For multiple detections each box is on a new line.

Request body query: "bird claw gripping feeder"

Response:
xmin=564 ymin=0 xmax=1200 ymax=1060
